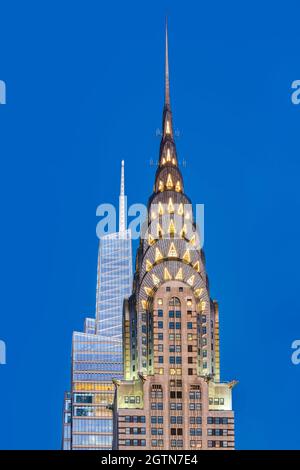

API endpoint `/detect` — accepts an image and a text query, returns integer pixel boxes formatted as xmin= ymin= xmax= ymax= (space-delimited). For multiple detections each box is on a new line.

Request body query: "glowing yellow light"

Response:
xmin=187 ymin=299 xmax=192 ymax=307
xmin=162 ymin=157 xmax=166 ymax=165
xmin=187 ymin=275 xmax=195 ymax=286
xmin=146 ymin=260 xmax=152 ymax=272
xmin=178 ymin=203 xmax=184 ymax=216
xmin=166 ymin=121 xmax=171 ymax=134
xmin=151 ymin=211 xmax=156 ymax=220
xmin=175 ymin=181 xmax=181 ymax=192
xmin=168 ymin=198 xmax=174 ymax=213
xmin=172 ymin=158 xmax=176 ymax=164
xmin=158 ymin=202 xmax=164 ymax=215
xmin=144 ymin=286 xmax=153 ymax=296
xmin=175 ymin=267 xmax=183 ymax=280
xmin=194 ymin=288 xmax=203 ymax=298
xmin=157 ymin=223 xmax=164 ymax=238
xmin=200 ymin=301 xmax=206 ymax=311
xmin=157 ymin=298 xmax=163 ymax=305
xmin=185 ymin=212 xmax=190 ymax=220
xmin=164 ymin=267 xmax=172 ymax=280
xmin=155 ymin=247 xmax=163 ymax=262
xmin=183 ymin=249 xmax=191 ymax=263
xmin=159 ymin=180 xmax=164 ymax=192
xmin=141 ymin=300 xmax=148 ymax=310
xmin=193 ymin=260 xmax=200 ymax=272
xmin=168 ymin=242 xmax=178 ymax=257
xmin=148 ymin=234 xmax=155 ymax=246
xmin=166 ymin=174 xmax=173 ymax=189
xmin=168 ymin=219 xmax=176 ymax=235
xmin=152 ymin=274 xmax=160 ymax=286
xmin=180 ymin=224 xmax=187 ymax=238
xmin=167 ymin=148 xmax=171 ymax=162
xmin=190 ymin=234 xmax=196 ymax=246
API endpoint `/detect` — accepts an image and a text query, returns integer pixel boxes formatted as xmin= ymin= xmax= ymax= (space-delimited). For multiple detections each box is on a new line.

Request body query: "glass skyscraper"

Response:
xmin=62 ymin=161 xmax=133 ymax=450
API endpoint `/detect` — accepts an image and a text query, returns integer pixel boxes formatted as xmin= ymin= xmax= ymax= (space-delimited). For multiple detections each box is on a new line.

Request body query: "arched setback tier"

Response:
xmin=139 ymin=239 xmax=206 ymax=281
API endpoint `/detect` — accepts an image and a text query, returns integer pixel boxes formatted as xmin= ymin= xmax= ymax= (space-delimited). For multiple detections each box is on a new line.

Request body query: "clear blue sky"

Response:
xmin=0 ymin=0 xmax=300 ymax=450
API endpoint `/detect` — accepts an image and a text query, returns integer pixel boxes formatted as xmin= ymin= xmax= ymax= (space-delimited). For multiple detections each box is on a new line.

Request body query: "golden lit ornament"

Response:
xmin=175 ymin=267 xmax=183 ymax=280
xmin=168 ymin=219 xmax=176 ymax=235
xmin=168 ymin=198 xmax=174 ymax=213
xmin=168 ymin=242 xmax=178 ymax=257
xmin=146 ymin=260 xmax=153 ymax=272
xmin=152 ymin=274 xmax=160 ymax=286
xmin=155 ymin=247 xmax=163 ymax=262
xmin=194 ymin=288 xmax=203 ymax=298
xmin=190 ymin=234 xmax=196 ymax=246
xmin=193 ymin=260 xmax=200 ymax=272
xmin=144 ymin=287 xmax=153 ymax=296
xmin=158 ymin=202 xmax=164 ymax=215
xmin=175 ymin=181 xmax=181 ymax=192
xmin=180 ymin=224 xmax=187 ymax=238
xmin=148 ymin=234 xmax=155 ymax=246
xmin=158 ymin=180 xmax=164 ymax=192
xmin=166 ymin=174 xmax=173 ymax=189
xmin=164 ymin=267 xmax=172 ymax=280
xmin=157 ymin=223 xmax=164 ymax=238
xmin=183 ymin=249 xmax=191 ymax=263
xmin=187 ymin=275 xmax=195 ymax=286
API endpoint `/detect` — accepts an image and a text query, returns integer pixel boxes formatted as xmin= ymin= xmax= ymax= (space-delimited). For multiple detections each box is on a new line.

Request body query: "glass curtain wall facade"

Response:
xmin=62 ymin=164 xmax=133 ymax=450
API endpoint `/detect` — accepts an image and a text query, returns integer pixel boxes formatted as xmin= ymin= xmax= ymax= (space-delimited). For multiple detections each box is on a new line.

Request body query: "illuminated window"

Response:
xmin=187 ymin=275 xmax=195 ymax=286
xmin=175 ymin=267 xmax=183 ymax=280
xmin=187 ymin=299 xmax=192 ymax=307
xmin=190 ymin=234 xmax=196 ymax=246
xmin=180 ymin=224 xmax=187 ymax=238
xmin=148 ymin=234 xmax=155 ymax=246
xmin=159 ymin=180 xmax=164 ymax=192
xmin=172 ymin=158 xmax=176 ymax=165
xmin=164 ymin=267 xmax=172 ymax=280
xmin=178 ymin=203 xmax=184 ymax=215
xmin=183 ymin=249 xmax=191 ymax=263
xmin=144 ymin=287 xmax=153 ymax=296
xmin=157 ymin=223 xmax=164 ymax=238
xmin=193 ymin=261 xmax=200 ymax=272
xmin=168 ymin=242 xmax=177 ymax=257
xmin=146 ymin=260 xmax=152 ymax=272
xmin=158 ymin=202 xmax=164 ymax=215
xmin=151 ymin=211 xmax=157 ymax=220
xmin=168 ymin=219 xmax=176 ymax=235
xmin=152 ymin=274 xmax=160 ymax=286
xmin=166 ymin=120 xmax=171 ymax=134
xmin=155 ymin=247 xmax=163 ymax=262
xmin=194 ymin=288 xmax=203 ymax=298
xmin=167 ymin=148 xmax=171 ymax=161
xmin=166 ymin=174 xmax=173 ymax=189
xmin=175 ymin=181 xmax=181 ymax=192
xmin=168 ymin=198 xmax=174 ymax=213
xmin=157 ymin=298 xmax=163 ymax=305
